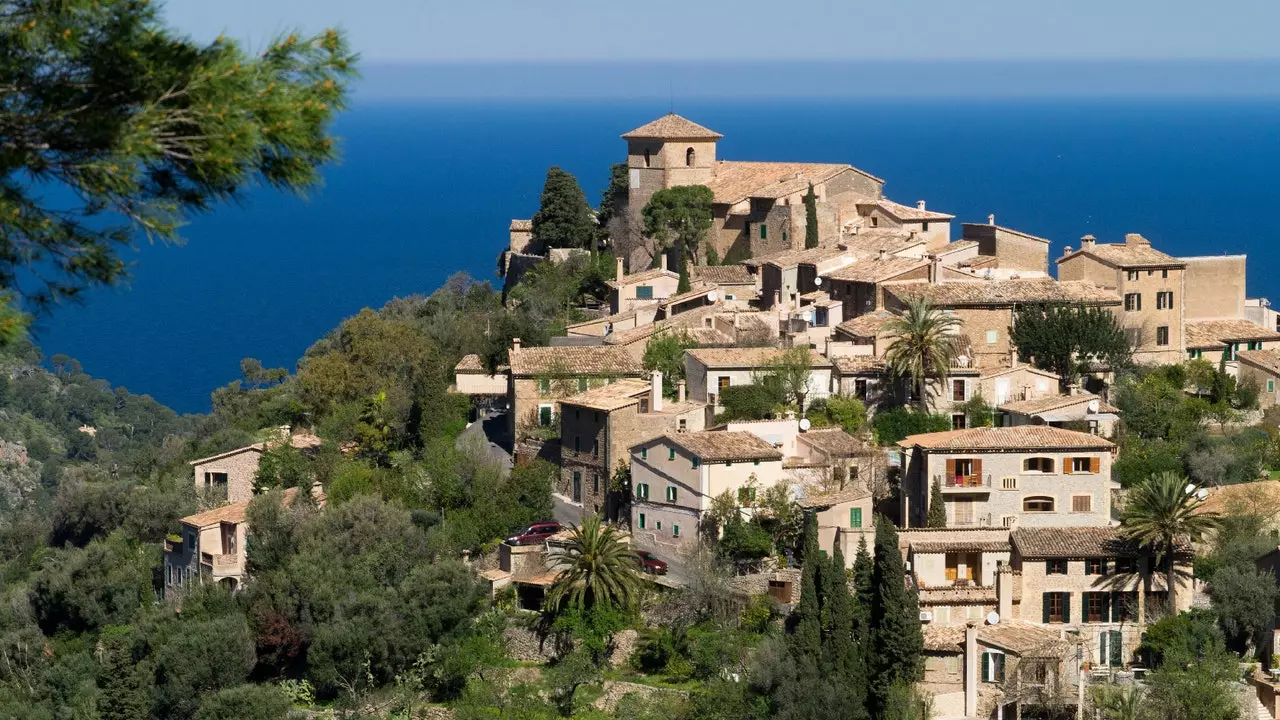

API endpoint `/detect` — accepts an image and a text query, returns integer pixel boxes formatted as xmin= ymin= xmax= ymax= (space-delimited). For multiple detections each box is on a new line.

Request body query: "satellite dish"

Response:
xmin=986 ymin=611 xmax=1000 ymax=625
xmin=1087 ymin=399 xmax=1100 ymax=413
xmin=707 ymin=290 xmax=718 ymax=303
xmin=813 ymin=277 xmax=822 ymax=286
xmin=799 ymin=418 xmax=812 ymax=431
xmin=1196 ymin=488 xmax=1209 ymax=501
xmin=1184 ymin=483 xmax=1197 ymax=496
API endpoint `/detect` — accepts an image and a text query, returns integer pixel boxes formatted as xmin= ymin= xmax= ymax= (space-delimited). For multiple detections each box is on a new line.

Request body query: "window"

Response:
xmin=1115 ymin=557 xmax=1136 ymax=574
xmin=643 ymin=148 xmax=651 ymax=167
xmin=638 ymin=513 xmax=646 ymax=529
xmin=951 ymin=413 xmax=966 ymax=430
xmin=636 ymin=483 xmax=650 ymax=500
xmin=871 ymin=216 xmax=879 ymax=228
xmin=738 ymin=487 xmax=756 ymax=505
xmin=782 ymin=231 xmax=788 ymax=243
xmin=1101 ymin=629 xmax=1123 ymax=666
xmin=640 ymin=397 xmax=650 ymax=413
xmin=1269 ymin=379 xmax=1275 ymax=393
xmin=635 ymin=285 xmax=653 ymax=300
xmin=1069 ymin=457 xmax=1098 ymax=474
xmin=673 ymin=524 xmax=680 ymax=537
xmin=188 ymin=530 xmax=197 ymax=548
xmin=668 ymin=448 xmax=676 ymax=461
xmin=538 ymin=378 xmax=550 ymax=393
xmin=1126 ymin=270 xmax=1139 ymax=281
xmin=572 ymin=472 xmax=582 ymax=502
xmin=985 ymin=329 xmax=998 ymax=345
xmin=1072 ymin=495 xmax=1093 ymax=513
xmin=685 ymin=147 xmax=695 ymax=166
xmin=1086 ymin=558 xmax=1106 ymax=575
xmin=691 ymin=457 xmax=700 ymax=469
xmin=982 ymin=651 xmax=1006 ymax=683
xmin=656 ymin=521 xmax=662 ymax=530
xmin=539 ymin=404 xmax=553 ymax=426
xmin=592 ymin=439 xmax=599 ymax=457
xmin=922 ymin=221 xmax=930 ymax=232
xmin=1086 ymin=592 xmax=1109 ymax=622
xmin=1189 ymin=349 xmax=1203 ymax=359
xmin=1044 ymin=591 xmax=1070 ymax=623
xmin=203 ymin=471 xmax=228 ymax=489
xmin=166 ymin=564 xmax=173 ymax=586
xmin=1249 ymin=341 xmax=1264 ymax=351
xmin=718 ymin=376 xmax=731 ymax=393
xmin=1124 ymin=293 xmax=1141 ymax=311
xmin=1046 ymin=558 xmax=1068 ymax=574
xmin=1002 ymin=476 xmax=1018 ymax=490
xmin=1156 ymin=326 xmax=1169 ymax=346
xmin=1002 ymin=515 xmax=1017 ymax=528
xmin=573 ymin=436 xmax=581 ymax=452
xmin=854 ymin=378 xmax=868 ymax=400
xmin=666 ymin=486 xmax=678 ymax=502
xmin=641 ymin=447 xmax=648 ymax=460
xmin=1156 ymin=291 xmax=1174 ymax=309
xmin=952 ymin=379 xmax=966 ymax=402
xmin=954 ymin=459 xmax=974 ymax=476
xmin=850 ymin=507 xmax=863 ymax=528
xmin=1023 ymin=457 xmax=1054 ymax=473
xmin=760 ymin=225 xmax=767 ymax=240
xmin=1024 ymin=496 xmax=1055 ymax=513
xmin=592 ymin=473 xmax=599 ymax=494
xmin=577 ymin=377 xmax=588 ymax=391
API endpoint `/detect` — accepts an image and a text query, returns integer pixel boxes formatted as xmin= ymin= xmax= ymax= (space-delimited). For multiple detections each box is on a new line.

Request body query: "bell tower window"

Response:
xmin=686 ymin=147 xmax=696 ymax=167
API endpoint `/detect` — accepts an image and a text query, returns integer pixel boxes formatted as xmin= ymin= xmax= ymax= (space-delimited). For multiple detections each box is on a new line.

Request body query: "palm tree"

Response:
xmin=546 ymin=515 xmax=644 ymax=612
xmin=883 ymin=296 xmax=963 ymax=412
xmin=1120 ymin=471 xmax=1219 ymax=611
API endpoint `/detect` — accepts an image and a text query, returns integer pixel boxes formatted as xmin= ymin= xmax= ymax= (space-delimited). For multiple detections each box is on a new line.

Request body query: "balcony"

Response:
xmin=210 ymin=553 xmax=242 ymax=578
xmin=952 ymin=513 xmax=995 ymax=528
xmin=937 ymin=473 xmax=992 ymax=491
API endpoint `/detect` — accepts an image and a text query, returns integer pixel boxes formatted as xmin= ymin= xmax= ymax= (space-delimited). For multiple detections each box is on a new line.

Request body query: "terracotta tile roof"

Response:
xmin=919 ymin=586 xmax=997 ymax=604
xmin=900 ymin=528 xmax=1013 ymax=553
xmin=998 ymin=393 xmax=1118 ymax=415
xmin=1197 ymin=480 xmax=1280 ymax=519
xmin=686 ymin=327 xmax=736 ymax=345
xmin=922 ymin=625 xmax=967 ymax=651
xmin=188 ymin=432 xmax=323 ymax=466
xmin=660 ymin=283 xmax=718 ymax=308
xmin=181 ymin=487 xmax=305 ymax=528
xmin=823 ymin=257 xmax=930 ymax=283
xmin=663 ymin=431 xmax=784 ymax=462
xmin=605 ymin=267 xmax=678 ymax=289
xmin=507 ymin=346 xmax=645 ymax=377
xmin=912 ymin=539 xmax=1011 ymax=553
xmin=898 ymin=426 xmax=1115 ymax=451
xmin=705 ymin=161 xmax=876 ymax=205
xmin=455 ymin=354 xmax=487 ymax=373
xmin=1238 ymin=349 xmax=1280 ymax=375
xmin=558 ymin=379 xmax=652 ymax=411
xmin=888 ymin=279 xmax=1120 ymax=307
xmin=566 ymin=307 xmax=638 ymax=331
xmin=1186 ymin=319 xmax=1280 ymax=350
xmin=690 ymin=264 xmax=754 ymax=285
xmin=621 ymin=113 xmax=723 ymax=140
xmin=686 ymin=347 xmax=833 ymax=369
xmin=795 ymin=483 xmax=872 ymax=508
xmin=1011 ymin=527 xmax=1137 ymax=559
xmin=830 ymin=356 xmax=889 ymax=374
xmin=835 ymin=312 xmax=893 ymax=338
xmin=761 ymin=245 xmax=849 ymax=269
xmin=978 ymin=364 xmax=1061 ymax=381
xmin=1058 ymin=235 xmax=1185 ymax=269
xmin=798 ymin=290 xmax=841 ymax=308
xmin=798 ymin=428 xmax=866 ymax=457
xmin=867 ymin=199 xmax=955 ymax=221
xmin=923 ymin=622 xmax=1070 ymax=657
xmin=509 ymin=219 xmax=532 ymax=231
xmin=478 ymin=568 xmax=511 ymax=582
xmin=844 ymin=228 xmax=926 ymax=255
xmin=937 ymin=240 xmax=980 ymax=255
xmin=603 ymin=303 xmax=722 ymax=347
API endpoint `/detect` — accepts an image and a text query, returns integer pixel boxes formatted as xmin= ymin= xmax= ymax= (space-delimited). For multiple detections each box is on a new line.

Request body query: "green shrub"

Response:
xmin=871 ymin=407 xmax=952 ymax=445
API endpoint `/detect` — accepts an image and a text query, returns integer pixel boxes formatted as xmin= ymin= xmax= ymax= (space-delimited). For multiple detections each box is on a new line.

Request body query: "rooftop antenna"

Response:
xmin=669 ymin=79 xmax=674 ymax=114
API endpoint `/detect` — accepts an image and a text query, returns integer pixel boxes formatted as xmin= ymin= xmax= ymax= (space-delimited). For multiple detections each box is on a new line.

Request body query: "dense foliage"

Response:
xmin=1010 ymin=303 xmax=1132 ymax=383
xmin=532 ymin=167 xmax=598 ymax=250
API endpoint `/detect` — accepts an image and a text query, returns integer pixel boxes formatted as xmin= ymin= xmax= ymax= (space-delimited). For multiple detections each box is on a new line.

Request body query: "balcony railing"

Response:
xmin=211 ymin=553 xmax=240 ymax=574
xmin=936 ymin=473 xmax=992 ymax=490
xmin=952 ymin=513 xmax=994 ymax=528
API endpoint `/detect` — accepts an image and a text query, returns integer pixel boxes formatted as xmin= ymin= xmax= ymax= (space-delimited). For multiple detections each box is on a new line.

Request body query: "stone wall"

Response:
xmin=1183 ymin=255 xmax=1246 ymax=321
xmin=192 ymin=449 xmax=262 ymax=505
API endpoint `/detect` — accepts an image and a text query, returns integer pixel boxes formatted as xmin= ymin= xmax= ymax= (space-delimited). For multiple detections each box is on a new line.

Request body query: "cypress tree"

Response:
xmin=927 ymin=478 xmax=947 ymax=528
xmin=97 ymin=630 xmax=151 ymax=720
xmin=532 ymin=166 xmax=597 ymax=250
xmin=824 ymin=542 xmax=859 ymax=682
xmin=677 ymin=243 xmax=691 ymax=293
xmin=868 ymin=515 xmax=924 ymax=716
xmin=803 ymin=183 xmax=820 ymax=249
xmin=790 ymin=513 xmax=823 ymax=662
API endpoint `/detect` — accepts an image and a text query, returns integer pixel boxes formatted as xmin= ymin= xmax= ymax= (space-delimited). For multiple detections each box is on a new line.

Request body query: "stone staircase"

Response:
xmin=1242 ymin=685 xmax=1273 ymax=720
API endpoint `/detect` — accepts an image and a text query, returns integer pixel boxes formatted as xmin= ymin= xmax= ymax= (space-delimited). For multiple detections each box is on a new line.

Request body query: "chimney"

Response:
xmin=511 ymin=337 xmax=521 ymax=352
xmin=660 ymin=252 xmax=668 ymax=271
xmin=928 ymin=255 xmax=942 ymax=285
xmin=650 ymin=371 xmax=664 ymax=413
xmin=996 ymin=565 xmax=1014 ymax=624
xmin=1009 ymin=346 xmax=1018 ymax=368
xmin=1062 ymin=245 xmax=1073 ymax=258
xmin=964 ymin=622 xmax=979 ymax=717
xmin=615 ymin=257 xmax=624 ymax=283
xmin=677 ymin=380 xmax=686 ymax=403
xmin=1080 ymin=234 xmax=1096 ymax=251
xmin=987 ymin=213 xmax=996 ymax=226
xmin=878 ymin=248 xmax=887 ymax=261
xmin=916 ymin=200 xmax=926 ymax=211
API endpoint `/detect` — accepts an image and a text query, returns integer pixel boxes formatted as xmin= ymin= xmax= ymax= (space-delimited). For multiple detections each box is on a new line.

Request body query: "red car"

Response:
xmin=507 ymin=521 xmax=561 ymax=546
xmin=635 ymin=550 xmax=668 ymax=575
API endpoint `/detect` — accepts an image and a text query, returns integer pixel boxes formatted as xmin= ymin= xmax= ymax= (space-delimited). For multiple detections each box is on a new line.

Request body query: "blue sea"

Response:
xmin=33 ymin=97 xmax=1280 ymax=414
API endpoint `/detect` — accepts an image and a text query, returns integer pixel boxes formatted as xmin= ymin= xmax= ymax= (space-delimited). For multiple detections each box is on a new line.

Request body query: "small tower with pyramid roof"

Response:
xmin=621 ymin=113 xmax=721 ymax=212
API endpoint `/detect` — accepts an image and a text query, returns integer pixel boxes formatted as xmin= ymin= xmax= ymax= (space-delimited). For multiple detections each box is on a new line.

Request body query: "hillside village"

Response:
xmin=137 ymin=112 xmax=1280 ymax=719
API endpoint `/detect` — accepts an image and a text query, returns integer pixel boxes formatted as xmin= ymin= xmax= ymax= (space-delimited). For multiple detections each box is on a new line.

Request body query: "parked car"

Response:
xmin=507 ymin=521 xmax=561 ymax=546
xmin=635 ymin=550 xmax=668 ymax=575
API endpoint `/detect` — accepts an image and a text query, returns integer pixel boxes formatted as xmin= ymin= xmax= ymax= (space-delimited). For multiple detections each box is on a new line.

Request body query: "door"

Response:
xmin=572 ymin=472 xmax=582 ymax=503
xmin=953 ymin=498 xmax=974 ymax=526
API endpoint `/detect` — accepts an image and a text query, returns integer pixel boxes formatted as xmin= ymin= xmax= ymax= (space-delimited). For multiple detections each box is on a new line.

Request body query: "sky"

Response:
xmin=167 ymin=0 xmax=1280 ymax=63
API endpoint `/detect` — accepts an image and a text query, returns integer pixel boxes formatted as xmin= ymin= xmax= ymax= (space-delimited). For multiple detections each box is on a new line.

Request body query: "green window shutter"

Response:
xmin=1111 ymin=592 xmax=1123 ymax=622
xmin=1109 ymin=630 xmax=1123 ymax=666
xmin=851 ymin=507 xmax=863 ymax=528
xmin=636 ymin=285 xmax=653 ymax=300
xmin=539 ymin=405 xmax=552 ymax=425
xmin=1100 ymin=633 xmax=1108 ymax=665
xmin=982 ymin=652 xmax=991 ymax=682
xmin=1270 ymin=380 xmax=1275 ymax=393
xmin=760 ymin=225 xmax=767 ymax=240
xmin=669 ymin=448 xmax=675 ymax=461
xmin=1062 ymin=593 xmax=1071 ymax=624
xmin=641 ymin=448 xmax=647 ymax=459
xmin=673 ymin=524 xmax=680 ymax=537
xmin=638 ymin=513 xmax=646 ymax=529
xmin=996 ymin=654 xmax=1005 ymax=682
xmin=1042 ymin=593 xmax=1051 ymax=624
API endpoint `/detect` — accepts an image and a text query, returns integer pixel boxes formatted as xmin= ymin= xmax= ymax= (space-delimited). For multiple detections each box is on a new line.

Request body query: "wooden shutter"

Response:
xmin=1111 ymin=592 xmax=1123 ymax=622
xmin=1100 ymin=633 xmax=1108 ymax=666
xmin=982 ymin=652 xmax=992 ymax=682
xmin=1064 ymin=458 xmax=1074 ymax=475
xmin=1109 ymin=630 xmax=1123 ymax=666
xmin=1090 ymin=456 xmax=1100 ymax=473
xmin=946 ymin=459 xmax=956 ymax=477
xmin=1062 ymin=592 xmax=1071 ymax=624
xmin=973 ymin=458 xmax=983 ymax=478
xmin=1043 ymin=593 xmax=1051 ymax=623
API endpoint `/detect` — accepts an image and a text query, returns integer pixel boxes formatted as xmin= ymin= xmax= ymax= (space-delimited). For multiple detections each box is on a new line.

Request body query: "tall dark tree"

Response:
xmin=532 ymin=167 xmax=597 ymax=250
xmin=1010 ymin=303 xmax=1132 ymax=384
xmin=852 ymin=533 xmax=874 ymax=656
xmin=803 ymin=183 xmax=819 ymax=249
xmin=790 ymin=513 xmax=823 ymax=662
xmin=97 ymin=629 xmax=151 ymax=720
xmin=596 ymin=162 xmax=629 ymax=231
xmin=869 ymin=515 xmax=923 ymax=715
xmin=641 ymin=184 xmax=714 ymax=269
xmin=0 ymin=0 xmax=356 ymax=309
xmin=927 ymin=479 xmax=947 ymax=528
xmin=823 ymin=542 xmax=860 ymax=685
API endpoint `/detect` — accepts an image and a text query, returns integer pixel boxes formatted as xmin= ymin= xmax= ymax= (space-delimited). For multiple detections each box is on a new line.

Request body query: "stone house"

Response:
xmin=974 ymin=364 xmax=1063 ymax=406
xmin=564 ymin=304 xmax=661 ymax=339
xmin=855 ymin=199 xmax=953 ymax=252
xmin=1183 ymin=254 xmax=1247 ymax=322
xmin=797 ymin=483 xmax=875 ymax=565
xmin=1238 ymin=349 xmax=1280 ymax=408
xmin=1057 ymin=233 xmax=1188 ymax=364
xmin=960 ymin=218 xmax=1052 ymax=275
xmin=600 ymin=305 xmax=735 ymax=360
xmin=998 ymin=393 xmax=1120 ymax=436
xmin=619 ymin=113 xmax=886 ymax=262
xmin=606 ymin=257 xmax=680 ymax=315
xmin=557 ymin=374 xmax=706 ymax=521
xmin=689 ymin=264 xmax=758 ymax=302
xmin=822 ymin=254 xmax=931 ymax=320
xmin=629 ymin=431 xmax=785 ymax=555
xmin=758 ymin=245 xmax=853 ymax=310
xmin=188 ymin=430 xmax=322 ymax=505
xmin=453 ymin=354 xmax=508 ymax=396
xmin=897 ymin=426 xmax=1116 ymax=530
xmin=163 ymin=486 xmax=323 ymax=597
xmin=882 ymin=279 xmax=1121 ymax=371
xmin=1184 ymin=318 xmax=1280 ymax=374
xmin=831 ymin=310 xmax=895 ymax=356
xmin=506 ymin=340 xmax=646 ymax=441
xmin=901 ymin=528 xmax=1014 ymax=627
xmin=683 ymin=346 xmax=834 ymax=412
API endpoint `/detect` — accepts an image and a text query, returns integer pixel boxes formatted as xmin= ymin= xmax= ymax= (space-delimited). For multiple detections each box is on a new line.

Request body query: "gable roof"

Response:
xmin=1011 ymin=527 xmax=1138 ymax=559
xmin=1186 ymin=319 xmax=1280 ymax=350
xmin=605 ymin=267 xmax=679 ymax=290
xmin=798 ymin=428 xmax=866 ymax=457
xmin=558 ymin=379 xmax=652 ymax=411
xmin=961 ymin=222 xmax=1051 ymax=245
xmin=830 ymin=355 xmax=888 ymax=375
xmin=795 ymin=483 xmax=872 ymax=509
xmin=998 ymin=393 xmax=1118 ymax=416
xmin=621 ymin=113 xmax=723 ymax=140
xmin=509 ymin=219 xmax=532 ymax=232
xmin=844 ymin=228 xmax=927 ymax=256
xmin=659 ymin=431 xmax=784 ymax=462
xmin=887 ymin=279 xmax=1120 ymax=307
xmin=685 ymin=347 xmax=833 ymax=370
xmin=705 ymin=161 xmax=878 ymax=205
xmin=761 ymin=245 xmax=849 ymax=270
xmin=834 ymin=311 xmax=893 ymax=338
xmin=1057 ymin=235 xmax=1185 ymax=269
xmin=924 ymin=622 xmax=1072 ymax=658
xmin=978 ymin=364 xmax=1062 ymax=381
xmin=508 ymin=346 xmax=645 ymax=377
xmin=1238 ymin=348 xmax=1280 ymax=375
xmin=822 ymin=257 xmax=930 ymax=283
xmin=897 ymin=426 xmax=1114 ymax=452
xmin=690 ymin=264 xmax=755 ymax=285
xmin=455 ymin=354 xmax=488 ymax=373
xmin=603 ymin=302 xmax=723 ymax=347
xmin=189 ymin=432 xmax=323 ymax=466
xmin=866 ymin=198 xmax=954 ymax=222
xmin=181 ymin=487 xmax=308 ymax=528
